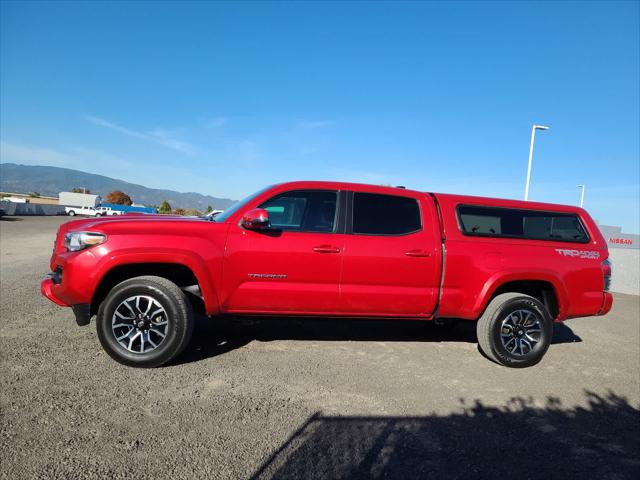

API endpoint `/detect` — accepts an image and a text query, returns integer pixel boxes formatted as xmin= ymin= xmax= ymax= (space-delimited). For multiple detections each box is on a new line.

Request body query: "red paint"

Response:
xmin=41 ymin=181 xmax=612 ymax=322
xmin=338 ymin=189 xmax=441 ymax=316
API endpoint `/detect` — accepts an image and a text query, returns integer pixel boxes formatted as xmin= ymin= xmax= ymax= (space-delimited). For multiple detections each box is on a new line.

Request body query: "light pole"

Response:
xmin=577 ymin=184 xmax=585 ymax=208
xmin=524 ymin=124 xmax=549 ymax=201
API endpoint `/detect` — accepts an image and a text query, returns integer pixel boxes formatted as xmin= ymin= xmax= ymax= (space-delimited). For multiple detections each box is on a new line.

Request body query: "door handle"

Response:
xmin=405 ymin=250 xmax=431 ymax=257
xmin=313 ymin=245 xmax=341 ymax=254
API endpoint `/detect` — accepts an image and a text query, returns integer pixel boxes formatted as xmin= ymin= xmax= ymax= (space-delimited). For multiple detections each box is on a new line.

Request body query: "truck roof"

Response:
xmin=273 ymin=181 xmax=586 ymax=214
xmin=432 ymin=192 xmax=586 ymax=214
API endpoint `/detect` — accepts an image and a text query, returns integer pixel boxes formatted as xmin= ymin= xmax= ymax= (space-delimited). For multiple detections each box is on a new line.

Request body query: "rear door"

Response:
xmin=339 ymin=190 xmax=441 ymax=316
xmin=222 ymin=189 xmax=345 ymax=314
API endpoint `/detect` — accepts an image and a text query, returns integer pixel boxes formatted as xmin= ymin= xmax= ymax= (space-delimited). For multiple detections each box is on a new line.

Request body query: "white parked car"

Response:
xmin=3 ymin=196 xmax=28 ymax=203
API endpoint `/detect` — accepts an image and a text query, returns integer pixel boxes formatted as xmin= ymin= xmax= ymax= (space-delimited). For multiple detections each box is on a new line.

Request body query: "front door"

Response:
xmin=222 ymin=189 xmax=344 ymax=314
xmin=339 ymin=191 xmax=440 ymax=316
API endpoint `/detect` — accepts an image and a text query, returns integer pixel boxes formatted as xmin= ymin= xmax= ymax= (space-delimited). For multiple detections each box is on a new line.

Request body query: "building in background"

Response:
xmin=0 ymin=192 xmax=59 ymax=205
xmin=598 ymin=225 xmax=638 ymax=250
xmin=598 ymin=224 xmax=639 ymax=296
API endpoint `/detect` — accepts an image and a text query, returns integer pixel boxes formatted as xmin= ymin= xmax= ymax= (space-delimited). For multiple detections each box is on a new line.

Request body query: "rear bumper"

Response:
xmin=41 ymin=278 xmax=68 ymax=306
xmin=597 ymin=292 xmax=614 ymax=316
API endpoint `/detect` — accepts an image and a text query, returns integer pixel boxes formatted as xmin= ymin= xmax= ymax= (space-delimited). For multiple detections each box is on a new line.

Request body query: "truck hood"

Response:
xmin=52 ymin=215 xmax=225 ymax=257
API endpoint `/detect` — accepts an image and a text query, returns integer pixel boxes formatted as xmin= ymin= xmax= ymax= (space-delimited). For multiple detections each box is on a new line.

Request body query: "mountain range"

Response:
xmin=0 ymin=163 xmax=236 ymax=210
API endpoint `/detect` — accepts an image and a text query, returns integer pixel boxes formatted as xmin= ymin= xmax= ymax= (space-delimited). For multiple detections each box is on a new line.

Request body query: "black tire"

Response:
xmin=96 ymin=275 xmax=194 ymax=368
xmin=477 ymin=293 xmax=553 ymax=368
xmin=68 ymin=210 xmax=76 ymax=216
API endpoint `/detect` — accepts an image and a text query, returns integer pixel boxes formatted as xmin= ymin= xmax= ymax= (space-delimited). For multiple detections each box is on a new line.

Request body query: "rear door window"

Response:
xmin=458 ymin=205 xmax=589 ymax=243
xmin=352 ymin=192 xmax=421 ymax=235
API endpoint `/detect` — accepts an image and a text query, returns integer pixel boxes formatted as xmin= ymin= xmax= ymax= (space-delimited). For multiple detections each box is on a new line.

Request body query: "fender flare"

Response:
xmin=90 ymin=248 xmax=221 ymax=315
xmin=473 ymin=270 xmax=570 ymax=320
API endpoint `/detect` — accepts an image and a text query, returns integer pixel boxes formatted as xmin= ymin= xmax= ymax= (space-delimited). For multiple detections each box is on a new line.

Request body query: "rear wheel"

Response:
xmin=68 ymin=210 xmax=76 ymax=216
xmin=477 ymin=293 xmax=553 ymax=368
xmin=96 ymin=275 xmax=194 ymax=367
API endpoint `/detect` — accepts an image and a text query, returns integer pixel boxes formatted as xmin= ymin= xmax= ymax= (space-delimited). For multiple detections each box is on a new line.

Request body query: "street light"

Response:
xmin=577 ymin=184 xmax=586 ymax=208
xmin=524 ymin=124 xmax=549 ymax=201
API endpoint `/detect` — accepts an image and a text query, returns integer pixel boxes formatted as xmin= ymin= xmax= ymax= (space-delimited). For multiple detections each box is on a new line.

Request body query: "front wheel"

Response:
xmin=96 ymin=275 xmax=194 ymax=367
xmin=477 ymin=293 xmax=553 ymax=368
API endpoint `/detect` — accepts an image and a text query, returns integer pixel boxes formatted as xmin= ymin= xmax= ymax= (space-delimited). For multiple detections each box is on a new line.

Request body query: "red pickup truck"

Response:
xmin=41 ymin=181 xmax=613 ymax=368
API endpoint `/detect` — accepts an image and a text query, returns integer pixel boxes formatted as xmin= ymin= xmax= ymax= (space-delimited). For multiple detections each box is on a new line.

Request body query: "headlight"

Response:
xmin=64 ymin=231 xmax=107 ymax=252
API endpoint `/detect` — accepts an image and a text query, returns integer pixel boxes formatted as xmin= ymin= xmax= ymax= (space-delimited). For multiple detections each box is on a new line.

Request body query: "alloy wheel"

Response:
xmin=111 ymin=295 xmax=169 ymax=354
xmin=500 ymin=309 xmax=542 ymax=356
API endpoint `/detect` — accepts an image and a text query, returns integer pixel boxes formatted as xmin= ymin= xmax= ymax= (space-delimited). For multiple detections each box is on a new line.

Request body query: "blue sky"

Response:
xmin=1 ymin=1 xmax=638 ymax=231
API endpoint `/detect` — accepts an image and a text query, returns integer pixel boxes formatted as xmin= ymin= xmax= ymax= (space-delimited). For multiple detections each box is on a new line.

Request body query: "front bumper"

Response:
xmin=41 ymin=278 xmax=68 ymax=306
xmin=41 ymin=278 xmax=92 ymax=326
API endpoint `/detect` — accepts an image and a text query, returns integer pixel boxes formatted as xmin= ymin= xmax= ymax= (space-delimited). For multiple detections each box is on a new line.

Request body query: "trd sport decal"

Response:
xmin=248 ymin=273 xmax=288 ymax=279
xmin=555 ymin=249 xmax=600 ymax=259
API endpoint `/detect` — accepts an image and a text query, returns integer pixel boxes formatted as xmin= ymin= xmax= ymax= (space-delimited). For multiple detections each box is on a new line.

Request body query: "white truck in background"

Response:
xmin=95 ymin=205 xmax=124 ymax=216
xmin=65 ymin=206 xmax=100 ymax=216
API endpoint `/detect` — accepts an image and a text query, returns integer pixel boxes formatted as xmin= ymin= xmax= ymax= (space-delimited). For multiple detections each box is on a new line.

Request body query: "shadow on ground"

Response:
xmin=251 ymin=391 xmax=640 ymax=480
xmin=175 ymin=314 xmax=581 ymax=366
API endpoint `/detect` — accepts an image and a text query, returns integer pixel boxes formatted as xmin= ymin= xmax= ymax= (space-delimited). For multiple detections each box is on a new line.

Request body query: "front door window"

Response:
xmin=260 ymin=190 xmax=337 ymax=233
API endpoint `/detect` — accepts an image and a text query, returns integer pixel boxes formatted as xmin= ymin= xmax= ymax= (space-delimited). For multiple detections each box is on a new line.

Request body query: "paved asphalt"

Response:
xmin=1 ymin=216 xmax=638 ymax=479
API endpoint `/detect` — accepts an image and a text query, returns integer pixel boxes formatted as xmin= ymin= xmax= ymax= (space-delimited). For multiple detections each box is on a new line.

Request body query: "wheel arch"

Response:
xmin=90 ymin=259 xmax=219 ymax=317
xmin=474 ymin=273 xmax=569 ymax=321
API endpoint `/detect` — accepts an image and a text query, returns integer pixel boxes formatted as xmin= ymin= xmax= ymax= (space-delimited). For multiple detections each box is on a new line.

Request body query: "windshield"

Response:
xmin=213 ymin=185 xmax=273 ymax=223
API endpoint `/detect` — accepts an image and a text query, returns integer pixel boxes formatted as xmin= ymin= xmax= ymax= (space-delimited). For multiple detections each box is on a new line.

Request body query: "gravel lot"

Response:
xmin=1 ymin=216 xmax=639 ymax=479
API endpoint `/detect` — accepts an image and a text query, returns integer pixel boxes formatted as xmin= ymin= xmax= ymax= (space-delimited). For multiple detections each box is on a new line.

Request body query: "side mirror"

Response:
xmin=241 ymin=208 xmax=270 ymax=230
